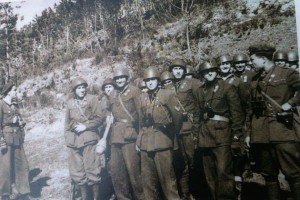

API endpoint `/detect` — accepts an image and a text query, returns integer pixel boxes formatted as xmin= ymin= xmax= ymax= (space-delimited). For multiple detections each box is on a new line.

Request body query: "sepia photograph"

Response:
xmin=0 ymin=0 xmax=299 ymax=200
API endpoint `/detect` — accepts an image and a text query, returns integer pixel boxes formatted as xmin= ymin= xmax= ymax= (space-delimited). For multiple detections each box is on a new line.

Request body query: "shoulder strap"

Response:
xmin=75 ymin=100 xmax=89 ymax=121
xmin=118 ymin=93 xmax=134 ymax=121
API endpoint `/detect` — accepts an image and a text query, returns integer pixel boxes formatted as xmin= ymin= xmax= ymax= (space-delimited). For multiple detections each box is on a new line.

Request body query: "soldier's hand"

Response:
xmin=281 ymin=103 xmax=292 ymax=111
xmin=74 ymin=123 xmax=86 ymax=133
xmin=244 ymin=136 xmax=250 ymax=148
xmin=135 ymin=145 xmax=140 ymax=152
xmin=12 ymin=116 xmax=18 ymax=123
xmin=231 ymin=136 xmax=246 ymax=157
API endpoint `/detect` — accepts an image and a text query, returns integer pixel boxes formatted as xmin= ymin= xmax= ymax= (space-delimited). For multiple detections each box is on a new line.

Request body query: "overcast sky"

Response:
xmin=0 ymin=0 xmax=299 ymax=49
xmin=4 ymin=0 xmax=61 ymax=29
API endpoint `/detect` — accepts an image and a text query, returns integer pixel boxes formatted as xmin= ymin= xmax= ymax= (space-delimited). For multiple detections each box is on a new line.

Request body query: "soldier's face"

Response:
xmin=7 ymin=86 xmax=17 ymax=98
xmin=203 ymin=70 xmax=217 ymax=82
xmin=219 ymin=61 xmax=231 ymax=73
xmin=115 ymin=77 xmax=127 ymax=88
xmin=274 ymin=60 xmax=286 ymax=67
xmin=145 ymin=78 xmax=159 ymax=91
xmin=104 ymin=84 xmax=114 ymax=96
xmin=250 ymin=54 xmax=265 ymax=70
xmin=288 ymin=61 xmax=299 ymax=69
xmin=75 ymin=85 xmax=87 ymax=98
xmin=162 ymin=79 xmax=173 ymax=86
xmin=234 ymin=62 xmax=246 ymax=72
xmin=172 ymin=66 xmax=185 ymax=79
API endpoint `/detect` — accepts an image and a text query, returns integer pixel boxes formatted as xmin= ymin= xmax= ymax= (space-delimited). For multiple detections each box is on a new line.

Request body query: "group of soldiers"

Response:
xmin=64 ymin=43 xmax=300 ymax=200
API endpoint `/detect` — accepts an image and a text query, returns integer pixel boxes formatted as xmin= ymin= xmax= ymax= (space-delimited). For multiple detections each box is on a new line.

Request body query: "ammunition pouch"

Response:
xmin=251 ymin=98 xmax=266 ymax=118
xmin=203 ymin=106 xmax=215 ymax=120
xmin=182 ymin=113 xmax=189 ymax=122
xmin=153 ymin=123 xmax=173 ymax=134
xmin=142 ymin=114 xmax=155 ymax=128
xmin=276 ymin=111 xmax=293 ymax=128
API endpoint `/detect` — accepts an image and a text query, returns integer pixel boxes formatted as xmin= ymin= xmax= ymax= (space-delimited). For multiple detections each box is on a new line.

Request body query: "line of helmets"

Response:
xmin=72 ymin=49 xmax=299 ymax=92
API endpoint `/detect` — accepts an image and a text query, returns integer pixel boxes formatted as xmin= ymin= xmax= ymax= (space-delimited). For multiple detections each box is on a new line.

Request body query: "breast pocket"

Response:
xmin=266 ymin=79 xmax=288 ymax=100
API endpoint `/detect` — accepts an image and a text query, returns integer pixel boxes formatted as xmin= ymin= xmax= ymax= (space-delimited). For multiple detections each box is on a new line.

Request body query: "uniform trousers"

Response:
xmin=110 ymin=142 xmax=144 ymax=200
xmin=202 ymin=145 xmax=235 ymax=200
xmin=0 ymin=145 xmax=30 ymax=196
xmin=141 ymin=149 xmax=180 ymax=200
xmin=67 ymin=144 xmax=101 ymax=186
xmin=252 ymin=143 xmax=300 ymax=183
xmin=176 ymin=133 xmax=195 ymax=194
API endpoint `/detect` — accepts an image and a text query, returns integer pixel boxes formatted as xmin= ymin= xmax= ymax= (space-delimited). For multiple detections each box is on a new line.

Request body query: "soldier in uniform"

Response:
xmin=99 ymin=78 xmax=117 ymax=200
xmin=233 ymin=53 xmax=257 ymax=84
xmin=160 ymin=71 xmax=174 ymax=89
xmin=136 ymin=66 xmax=182 ymax=200
xmin=217 ymin=54 xmax=250 ymax=199
xmin=169 ymin=58 xmax=201 ymax=200
xmin=197 ymin=61 xmax=244 ymax=200
xmin=246 ymin=43 xmax=300 ymax=200
xmin=287 ymin=49 xmax=299 ymax=70
xmin=272 ymin=50 xmax=287 ymax=68
xmin=109 ymin=67 xmax=144 ymax=200
xmin=185 ymin=66 xmax=196 ymax=79
xmin=0 ymin=83 xmax=30 ymax=200
xmin=65 ymin=77 xmax=106 ymax=200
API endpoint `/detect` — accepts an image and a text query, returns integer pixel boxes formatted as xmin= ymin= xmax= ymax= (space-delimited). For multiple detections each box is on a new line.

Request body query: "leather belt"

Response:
xmin=209 ymin=115 xmax=229 ymax=122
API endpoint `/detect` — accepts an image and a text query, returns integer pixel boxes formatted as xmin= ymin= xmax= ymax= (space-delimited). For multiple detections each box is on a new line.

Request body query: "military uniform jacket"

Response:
xmin=197 ymin=79 xmax=244 ymax=147
xmin=221 ymin=74 xmax=250 ymax=109
xmin=236 ymin=70 xmax=257 ymax=85
xmin=64 ymin=94 xmax=105 ymax=148
xmin=109 ymin=84 xmax=141 ymax=144
xmin=0 ymin=100 xmax=24 ymax=146
xmin=172 ymin=78 xmax=202 ymax=134
xmin=250 ymin=65 xmax=300 ymax=143
xmin=136 ymin=88 xmax=183 ymax=152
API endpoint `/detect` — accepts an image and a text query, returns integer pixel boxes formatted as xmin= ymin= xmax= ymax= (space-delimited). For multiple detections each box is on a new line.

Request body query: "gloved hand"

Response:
xmin=135 ymin=144 xmax=140 ymax=152
xmin=231 ymin=135 xmax=246 ymax=157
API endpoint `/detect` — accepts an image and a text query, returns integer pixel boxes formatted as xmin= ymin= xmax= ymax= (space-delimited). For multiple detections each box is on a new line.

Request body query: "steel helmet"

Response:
xmin=218 ymin=54 xmax=233 ymax=65
xmin=168 ymin=58 xmax=186 ymax=72
xmin=102 ymin=78 xmax=116 ymax=91
xmin=113 ymin=67 xmax=129 ymax=79
xmin=138 ymin=79 xmax=146 ymax=89
xmin=143 ymin=66 xmax=160 ymax=81
xmin=273 ymin=50 xmax=287 ymax=61
xmin=185 ymin=66 xmax=195 ymax=76
xmin=233 ymin=53 xmax=249 ymax=63
xmin=198 ymin=61 xmax=218 ymax=74
xmin=287 ymin=50 xmax=299 ymax=62
xmin=160 ymin=71 xmax=174 ymax=82
xmin=71 ymin=77 xmax=88 ymax=92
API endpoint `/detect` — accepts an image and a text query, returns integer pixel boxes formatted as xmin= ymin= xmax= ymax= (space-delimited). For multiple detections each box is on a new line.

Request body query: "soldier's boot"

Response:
xmin=79 ymin=184 xmax=89 ymax=200
xmin=290 ymin=182 xmax=300 ymax=200
xmin=265 ymin=181 xmax=281 ymax=200
xmin=92 ymin=184 xmax=100 ymax=200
